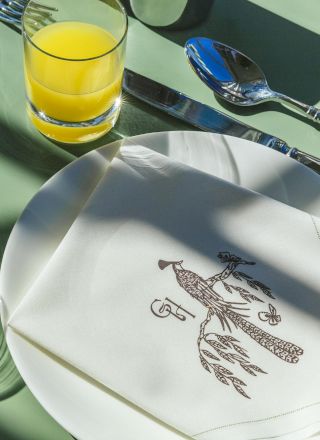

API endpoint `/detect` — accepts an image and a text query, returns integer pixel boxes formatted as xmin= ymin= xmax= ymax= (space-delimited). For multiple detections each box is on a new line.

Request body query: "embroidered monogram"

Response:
xmin=158 ymin=252 xmax=304 ymax=399
xmin=150 ymin=297 xmax=195 ymax=321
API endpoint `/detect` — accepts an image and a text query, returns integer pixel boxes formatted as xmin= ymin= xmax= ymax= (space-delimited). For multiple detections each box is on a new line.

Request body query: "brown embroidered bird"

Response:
xmin=158 ymin=259 xmax=303 ymax=364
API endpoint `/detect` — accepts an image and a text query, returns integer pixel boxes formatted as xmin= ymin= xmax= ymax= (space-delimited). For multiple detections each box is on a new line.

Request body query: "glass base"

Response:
xmin=27 ymin=98 xmax=121 ymax=144
xmin=0 ymin=324 xmax=24 ymax=400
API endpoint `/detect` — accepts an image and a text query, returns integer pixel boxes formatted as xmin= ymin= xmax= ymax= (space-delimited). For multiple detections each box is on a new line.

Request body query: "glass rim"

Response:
xmin=22 ymin=0 xmax=128 ymax=62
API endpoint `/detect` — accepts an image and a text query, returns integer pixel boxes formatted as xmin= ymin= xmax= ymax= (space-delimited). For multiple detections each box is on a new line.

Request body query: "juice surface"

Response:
xmin=32 ymin=21 xmax=117 ymax=60
xmin=25 ymin=21 xmax=123 ymax=142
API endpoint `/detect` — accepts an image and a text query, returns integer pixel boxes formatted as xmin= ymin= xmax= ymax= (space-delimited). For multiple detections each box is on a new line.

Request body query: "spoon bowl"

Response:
xmin=185 ymin=37 xmax=320 ymax=122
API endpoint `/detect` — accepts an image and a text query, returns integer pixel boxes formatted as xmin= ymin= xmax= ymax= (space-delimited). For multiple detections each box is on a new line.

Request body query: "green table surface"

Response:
xmin=0 ymin=1 xmax=319 ymax=439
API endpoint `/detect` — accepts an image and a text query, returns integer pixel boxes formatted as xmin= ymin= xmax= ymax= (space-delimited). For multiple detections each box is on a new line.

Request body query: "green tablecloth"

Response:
xmin=0 ymin=1 xmax=319 ymax=438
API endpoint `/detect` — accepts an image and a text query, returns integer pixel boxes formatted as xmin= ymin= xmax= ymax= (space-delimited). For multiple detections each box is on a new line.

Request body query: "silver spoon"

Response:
xmin=185 ymin=37 xmax=320 ymax=123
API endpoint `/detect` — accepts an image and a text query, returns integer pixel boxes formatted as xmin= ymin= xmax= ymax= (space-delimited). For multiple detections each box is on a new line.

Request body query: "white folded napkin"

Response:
xmin=7 ymin=145 xmax=320 ymax=440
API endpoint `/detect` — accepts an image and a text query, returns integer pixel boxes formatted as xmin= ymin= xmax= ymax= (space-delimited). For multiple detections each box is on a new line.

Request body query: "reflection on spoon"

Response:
xmin=185 ymin=37 xmax=320 ymax=123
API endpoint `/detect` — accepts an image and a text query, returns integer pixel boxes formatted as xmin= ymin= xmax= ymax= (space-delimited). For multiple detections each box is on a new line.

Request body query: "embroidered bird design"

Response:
xmin=158 ymin=258 xmax=303 ymax=364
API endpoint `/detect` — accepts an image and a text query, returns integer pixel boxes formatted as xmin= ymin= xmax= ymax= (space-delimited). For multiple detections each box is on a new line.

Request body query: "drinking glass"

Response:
xmin=124 ymin=0 xmax=214 ymax=30
xmin=0 ymin=319 xmax=24 ymax=400
xmin=22 ymin=0 xmax=128 ymax=144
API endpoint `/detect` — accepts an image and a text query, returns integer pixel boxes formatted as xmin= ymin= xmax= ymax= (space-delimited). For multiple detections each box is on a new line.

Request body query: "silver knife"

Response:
xmin=123 ymin=69 xmax=320 ymax=174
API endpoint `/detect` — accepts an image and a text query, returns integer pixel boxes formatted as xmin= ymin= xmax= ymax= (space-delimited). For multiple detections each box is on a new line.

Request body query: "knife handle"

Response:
xmin=289 ymin=148 xmax=320 ymax=173
xmin=253 ymin=134 xmax=320 ymax=174
xmin=123 ymin=69 xmax=320 ymax=174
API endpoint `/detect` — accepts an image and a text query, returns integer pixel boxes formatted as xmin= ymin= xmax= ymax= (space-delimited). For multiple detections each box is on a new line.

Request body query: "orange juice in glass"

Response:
xmin=22 ymin=0 xmax=127 ymax=143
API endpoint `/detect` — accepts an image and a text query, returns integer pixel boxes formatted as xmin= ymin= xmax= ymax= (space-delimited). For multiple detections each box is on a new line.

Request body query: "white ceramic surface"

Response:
xmin=2 ymin=132 xmax=320 ymax=440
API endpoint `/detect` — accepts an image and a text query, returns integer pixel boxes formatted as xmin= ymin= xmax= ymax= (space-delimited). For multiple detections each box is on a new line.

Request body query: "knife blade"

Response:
xmin=123 ymin=69 xmax=320 ymax=174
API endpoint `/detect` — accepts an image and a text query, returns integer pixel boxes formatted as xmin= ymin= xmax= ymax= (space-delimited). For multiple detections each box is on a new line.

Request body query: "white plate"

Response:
xmin=2 ymin=132 xmax=320 ymax=440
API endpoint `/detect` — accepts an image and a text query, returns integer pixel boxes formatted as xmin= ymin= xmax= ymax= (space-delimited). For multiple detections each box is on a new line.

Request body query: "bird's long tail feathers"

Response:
xmin=226 ymin=310 xmax=303 ymax=363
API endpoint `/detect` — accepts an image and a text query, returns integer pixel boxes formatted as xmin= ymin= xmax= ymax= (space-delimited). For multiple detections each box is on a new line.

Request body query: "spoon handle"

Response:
xmin=275 ymin=93 xmax=320 ymax=123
